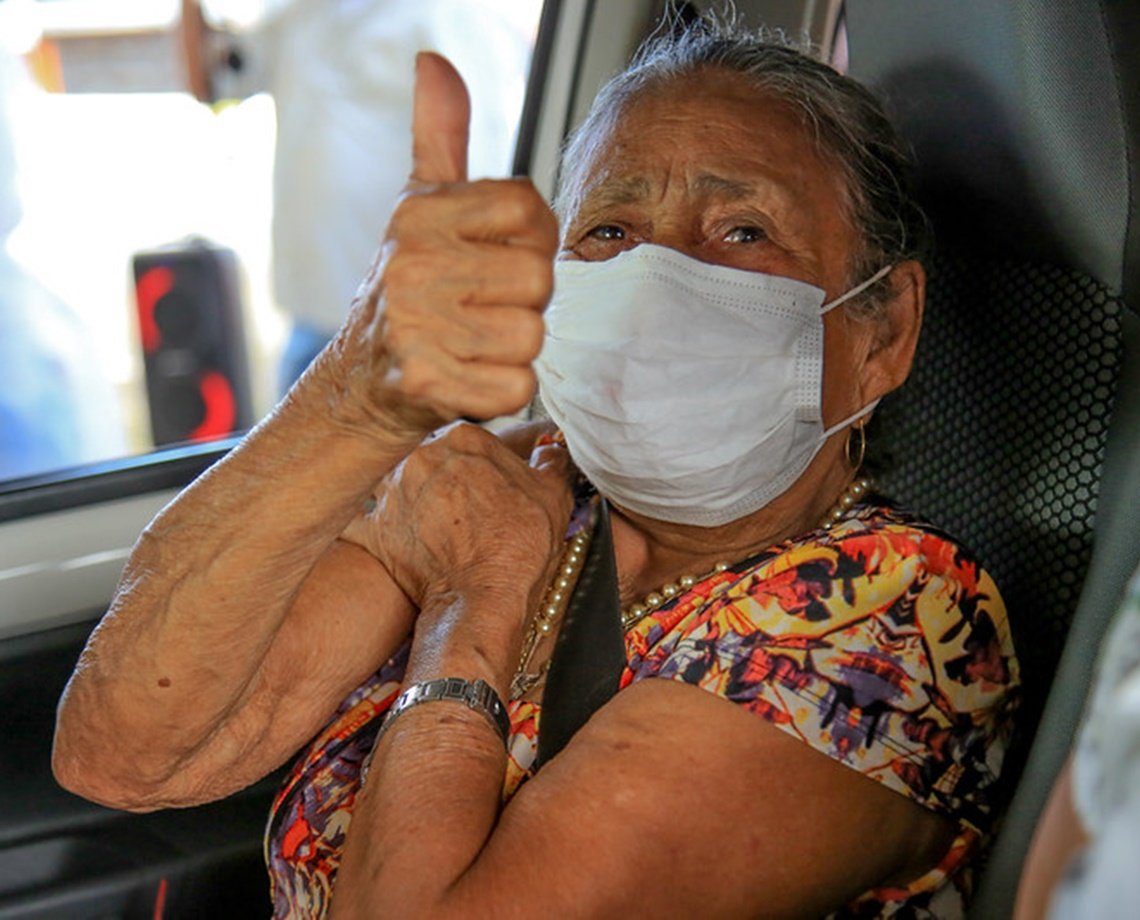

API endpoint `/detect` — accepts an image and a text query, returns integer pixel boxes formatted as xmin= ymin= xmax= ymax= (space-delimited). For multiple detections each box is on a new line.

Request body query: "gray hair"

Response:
xmin=554 ymin=14 xmax=929 ymax=313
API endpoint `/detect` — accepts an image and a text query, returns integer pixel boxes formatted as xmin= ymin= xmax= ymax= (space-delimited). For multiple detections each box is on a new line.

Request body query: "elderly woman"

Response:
xmin=52 ymin=19 xmax=1019 ymax=919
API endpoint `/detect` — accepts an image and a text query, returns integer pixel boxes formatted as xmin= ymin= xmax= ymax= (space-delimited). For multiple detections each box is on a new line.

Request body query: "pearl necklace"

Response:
xmin=510 ymin=476 xmax=872 ymax=697
xmin=620 ymin=475 xmax=872 ymax=631
xmin=819 ymin=475 xmax=872 ymax=532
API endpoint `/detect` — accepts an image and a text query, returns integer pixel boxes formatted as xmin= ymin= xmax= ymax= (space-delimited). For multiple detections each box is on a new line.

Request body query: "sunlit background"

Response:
xmin=0 ymin=0 xmax=543 ymax=480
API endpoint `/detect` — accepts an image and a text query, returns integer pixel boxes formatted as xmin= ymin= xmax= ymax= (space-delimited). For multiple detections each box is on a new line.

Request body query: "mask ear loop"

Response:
xmin=823 ymin=265 xmax=892 ymax=474
xmin=820 ymin=264 xmax=894 ymax=314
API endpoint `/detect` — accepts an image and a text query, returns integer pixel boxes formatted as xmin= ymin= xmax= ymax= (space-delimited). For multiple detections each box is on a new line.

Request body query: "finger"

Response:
xmin=384 ymin=350 xmax=537 ymax=421
xmin=530 ymin=442 xmax=572 ymax=477
xmin=383 ymin=243 xmax=553 ymax=312
xmin=384 ymin=301 xmax=545 ymax=367
xmin=449 ymin=304 xmax=548 ymax=363
xmin=389 ymin=178 xmax=559 ymax=254
xmin=529 ymin=444 xmax=575 ymax=522
xmin=411 ymin=52 xmax=470 ymax=185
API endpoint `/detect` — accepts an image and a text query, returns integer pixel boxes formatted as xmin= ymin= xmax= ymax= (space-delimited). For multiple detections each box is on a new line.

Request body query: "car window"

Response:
xmin=0 ymin=0 xmax=544 ymax=484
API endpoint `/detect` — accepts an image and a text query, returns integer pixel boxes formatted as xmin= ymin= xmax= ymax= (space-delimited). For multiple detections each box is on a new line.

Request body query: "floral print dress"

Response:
xmin=265 ymin=499 xmax=1020 ymax=918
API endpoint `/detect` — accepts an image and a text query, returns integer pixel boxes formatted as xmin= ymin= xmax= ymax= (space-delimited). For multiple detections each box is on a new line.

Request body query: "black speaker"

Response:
xmin=133 ymin=239 xmax=253 ymax=447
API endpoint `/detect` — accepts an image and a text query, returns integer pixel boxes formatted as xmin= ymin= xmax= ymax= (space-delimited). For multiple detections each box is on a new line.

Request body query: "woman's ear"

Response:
xmin=858 ymin=260 xmax=925 ymax=403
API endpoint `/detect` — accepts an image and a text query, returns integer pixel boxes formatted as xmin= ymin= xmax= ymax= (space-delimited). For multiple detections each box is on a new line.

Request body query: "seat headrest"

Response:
xmin=845 ymin=0 xmax=1139 ymax=306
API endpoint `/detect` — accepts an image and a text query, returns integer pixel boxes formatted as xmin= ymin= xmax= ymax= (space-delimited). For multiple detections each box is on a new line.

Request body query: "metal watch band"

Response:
xmin=378 ymin=676 xmax=510 ymax=748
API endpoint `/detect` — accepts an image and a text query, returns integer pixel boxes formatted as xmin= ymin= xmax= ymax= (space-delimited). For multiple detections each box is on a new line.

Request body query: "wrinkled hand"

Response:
xmin=343 ymin=423 xmax=574 ymax=633
xmin=330 ymin=52 xmax=559 ymax=439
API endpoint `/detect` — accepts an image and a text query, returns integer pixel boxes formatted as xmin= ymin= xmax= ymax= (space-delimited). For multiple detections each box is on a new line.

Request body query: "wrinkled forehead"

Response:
xmin=558 ymin=68 xmax=854 ymax=222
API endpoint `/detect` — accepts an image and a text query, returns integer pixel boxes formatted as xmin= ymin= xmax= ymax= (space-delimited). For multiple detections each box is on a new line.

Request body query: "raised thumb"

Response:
xmin=410 ymin=52 xmax=470 ymax=184
xmin=530 ymin=442 xmax=574 ymax=483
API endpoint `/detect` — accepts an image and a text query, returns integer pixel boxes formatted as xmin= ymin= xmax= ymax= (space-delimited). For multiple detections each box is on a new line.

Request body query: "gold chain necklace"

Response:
xmin=510 ymin=476 xmax=872 ymax=698
xmin=510 ymin=525 xmax=592 ymax=699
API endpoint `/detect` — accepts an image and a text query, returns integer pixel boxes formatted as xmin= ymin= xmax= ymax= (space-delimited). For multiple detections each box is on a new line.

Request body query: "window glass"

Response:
xmin=0 ymin=0 xmax=544 ymax=482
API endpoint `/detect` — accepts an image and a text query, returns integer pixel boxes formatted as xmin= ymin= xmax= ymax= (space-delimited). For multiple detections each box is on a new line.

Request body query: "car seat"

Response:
xmin=843 ymin=1 xmax=1140 ymax=916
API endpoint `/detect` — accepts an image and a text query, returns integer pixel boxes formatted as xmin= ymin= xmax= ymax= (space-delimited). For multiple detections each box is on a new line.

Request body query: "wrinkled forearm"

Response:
xmin=53 ymin=363 xmax=429 ymax=807
xmin=329 ymin=588 xmax=527 ymax=919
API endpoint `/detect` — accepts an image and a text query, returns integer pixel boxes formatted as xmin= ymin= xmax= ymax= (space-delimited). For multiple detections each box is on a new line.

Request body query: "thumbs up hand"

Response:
xmin=332 ymin=52 xmax=559 ymax=438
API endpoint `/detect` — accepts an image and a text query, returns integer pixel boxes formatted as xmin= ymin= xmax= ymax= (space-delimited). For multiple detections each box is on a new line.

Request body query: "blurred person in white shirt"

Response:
xmin=185 ymin=0 xmax=536 ymax=394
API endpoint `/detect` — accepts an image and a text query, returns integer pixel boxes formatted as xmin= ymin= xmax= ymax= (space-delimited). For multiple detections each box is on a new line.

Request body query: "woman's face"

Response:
xmin=560 ymin=69 xmax=876 ymax=426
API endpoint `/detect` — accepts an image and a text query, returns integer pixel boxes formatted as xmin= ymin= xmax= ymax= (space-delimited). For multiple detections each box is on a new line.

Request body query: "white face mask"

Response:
xmin=534 ymin=244 xmax=890 ymax=527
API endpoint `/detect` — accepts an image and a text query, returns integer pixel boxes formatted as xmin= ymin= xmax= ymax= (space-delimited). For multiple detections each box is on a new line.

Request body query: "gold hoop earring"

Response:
xmin=845 ymin=423 xmax=866 ymax=471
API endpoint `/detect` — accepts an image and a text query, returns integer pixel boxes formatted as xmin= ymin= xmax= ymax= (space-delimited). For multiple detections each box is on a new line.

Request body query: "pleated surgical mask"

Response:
xmin=535 ymin=244 xmax=889 ymax=527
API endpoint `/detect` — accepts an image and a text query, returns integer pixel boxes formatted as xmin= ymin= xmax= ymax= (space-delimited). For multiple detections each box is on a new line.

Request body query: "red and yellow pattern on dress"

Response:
xmin=265 ymin=499 xmax=1019 ymax=919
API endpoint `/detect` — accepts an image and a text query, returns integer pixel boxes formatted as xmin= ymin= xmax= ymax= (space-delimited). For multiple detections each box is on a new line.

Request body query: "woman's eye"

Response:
xmin=586 ymin=224 xmax=625 ymax=242
xmin=723 ymin=226 xmax=767 ymax=244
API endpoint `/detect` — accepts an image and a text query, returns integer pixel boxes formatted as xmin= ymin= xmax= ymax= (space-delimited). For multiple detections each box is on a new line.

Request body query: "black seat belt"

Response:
xmin=536 ymin=499 xmax=625 ymax=767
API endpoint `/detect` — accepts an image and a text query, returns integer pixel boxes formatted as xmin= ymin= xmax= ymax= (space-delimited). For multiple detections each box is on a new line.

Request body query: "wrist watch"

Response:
xmin=378 ymin=676 xmax=510 ymax=748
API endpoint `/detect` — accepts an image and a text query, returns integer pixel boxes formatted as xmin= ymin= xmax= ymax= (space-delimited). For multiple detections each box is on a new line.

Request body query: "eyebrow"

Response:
xmin=578 ymin=176 xmax=652 ymax=209
xmin=691 ymin=173 xmax=757 ymax=199
xmin=580 ymin=172 xmax=761 ymax=210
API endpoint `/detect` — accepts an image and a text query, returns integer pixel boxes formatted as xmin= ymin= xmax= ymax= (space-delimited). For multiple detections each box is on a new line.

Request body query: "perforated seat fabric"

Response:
xmin=845 ymin=1 xmax=1140 ymax=915
xmin=869 ymin=256 xmax=1124 ymax=713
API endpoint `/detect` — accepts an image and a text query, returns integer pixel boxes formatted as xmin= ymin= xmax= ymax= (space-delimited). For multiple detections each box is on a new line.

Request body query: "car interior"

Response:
xmin=0 ymin=0 xmax=1136 ymax=917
